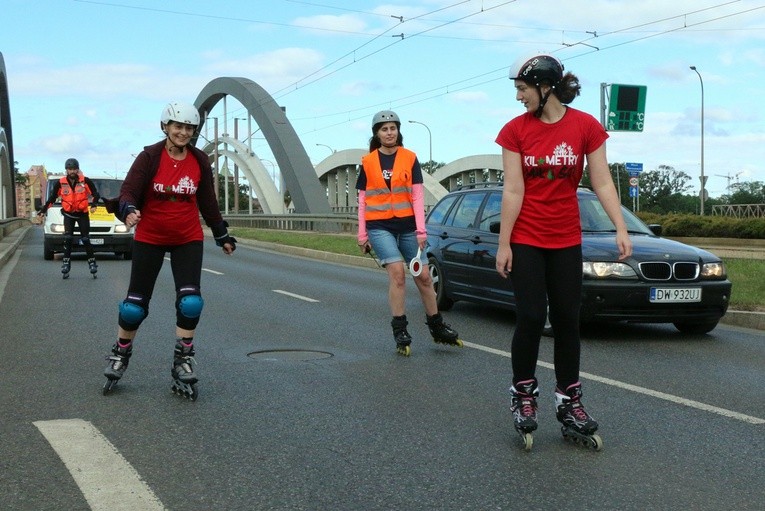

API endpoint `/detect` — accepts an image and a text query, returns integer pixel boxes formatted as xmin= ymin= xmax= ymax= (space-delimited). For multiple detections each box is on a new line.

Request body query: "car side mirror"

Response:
xmin=34 ymin=198 xmax=42 ymax=210
xmin=648 ymin=224 xmax=662 ymax=236
xmin=489 ymin=221 xmax=501 ymax=234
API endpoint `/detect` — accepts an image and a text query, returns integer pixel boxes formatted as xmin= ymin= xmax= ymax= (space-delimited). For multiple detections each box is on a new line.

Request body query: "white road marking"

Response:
xmin=273 ymin=289 xmax=320 ymax=302
xmin=462 ymin=341 xmax=765 ymax=425
xmin=163 ymin=256 xmax=223 ymax=275
xmin=33 ymin=419 xmax=166 ymax=511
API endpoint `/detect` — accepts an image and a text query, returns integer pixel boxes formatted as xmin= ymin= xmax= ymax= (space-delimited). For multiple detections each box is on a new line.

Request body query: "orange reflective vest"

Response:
xmin=59 ymin=175 xmax=92 ymax=213
xmin=361 ymin=148 xmax=415 ymax=221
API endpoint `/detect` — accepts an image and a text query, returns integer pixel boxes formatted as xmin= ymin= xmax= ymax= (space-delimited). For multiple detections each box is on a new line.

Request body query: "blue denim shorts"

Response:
xmin=367 ymin=229 xmax=424 ymax=267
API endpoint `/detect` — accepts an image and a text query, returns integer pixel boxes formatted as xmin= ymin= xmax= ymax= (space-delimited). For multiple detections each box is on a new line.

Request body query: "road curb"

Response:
xmin=0 ymin=225 xmax=32 ymax=268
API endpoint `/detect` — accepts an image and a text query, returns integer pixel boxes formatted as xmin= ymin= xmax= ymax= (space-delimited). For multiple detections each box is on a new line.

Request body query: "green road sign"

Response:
xmin=606 ymin=84 xmax=647 ymax=132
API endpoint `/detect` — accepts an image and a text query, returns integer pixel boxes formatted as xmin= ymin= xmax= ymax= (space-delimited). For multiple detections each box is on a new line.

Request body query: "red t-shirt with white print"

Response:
xmin=495 ymin=107 xmax=608 ymax=249
xmin=134 ymin=150 xmax=203 ymax=245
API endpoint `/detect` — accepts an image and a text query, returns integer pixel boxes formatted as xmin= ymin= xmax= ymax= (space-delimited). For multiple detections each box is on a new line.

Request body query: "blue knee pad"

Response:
xmin=176 ymin=285 xmax=204 ymax=329
xmin=80 ymin=236 xmax=91 ymax=245
xmin=118 ymin=293 xmax=148 ymax=330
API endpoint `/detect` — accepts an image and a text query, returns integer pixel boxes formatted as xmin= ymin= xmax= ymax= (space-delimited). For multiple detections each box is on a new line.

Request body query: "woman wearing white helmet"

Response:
xmin=355 ymin=110 xmax=462 ymax=356
xmin=495 ymin=54 xmax=632 ymax=450
xmin=102 ymin=101 xmax=237 ymax=400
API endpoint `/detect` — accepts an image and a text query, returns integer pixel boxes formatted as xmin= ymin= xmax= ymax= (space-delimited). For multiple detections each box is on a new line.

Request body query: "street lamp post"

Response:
xmin=408 ymin=120 xmax=432 ymax=170
xmin=690 ymin=66 xmax=706 ymax=216
xmin=316 ymin=143 xmax=336 ymax=156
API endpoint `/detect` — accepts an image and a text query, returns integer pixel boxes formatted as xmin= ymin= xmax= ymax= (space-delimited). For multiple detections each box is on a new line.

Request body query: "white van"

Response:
xmin=40 ymin=176 xmax=134 ymax=260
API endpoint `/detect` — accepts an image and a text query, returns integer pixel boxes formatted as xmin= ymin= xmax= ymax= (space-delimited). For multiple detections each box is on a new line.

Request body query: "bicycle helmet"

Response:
xmin=372 ymin=110 xmax=400 ymax=129
xmin=64 ymin=158 xmax=79 ymax=169
xmin=509 ymin=54 xmax=564 ymax=87
xmin=160 ymin=102 xmax=200 ymax=127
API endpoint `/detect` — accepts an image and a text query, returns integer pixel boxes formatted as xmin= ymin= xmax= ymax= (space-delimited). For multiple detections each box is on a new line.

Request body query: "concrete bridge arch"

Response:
xmin=0 ymin=52 xmax=15 ymax=219
xmin=193 ymin=77 xmax=331 ymax=214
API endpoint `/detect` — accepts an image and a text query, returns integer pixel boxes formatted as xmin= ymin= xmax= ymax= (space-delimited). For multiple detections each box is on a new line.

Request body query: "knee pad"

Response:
xmin=176 ymin=285 xmax=204 ymax=324
xmin=80 ymin=236 xmax=91 ymax=245
xmin=118 ymin=293 xmax=148 ymax=330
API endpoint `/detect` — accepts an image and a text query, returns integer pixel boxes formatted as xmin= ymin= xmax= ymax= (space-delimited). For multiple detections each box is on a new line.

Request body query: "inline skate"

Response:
xmin=61 ymin=258 xmax=71 ymax=279
xmin=426 ymin=313 xmax=463 ymax=348
xmin=103 ymin=343 xmax=132 ymax=395
xmin=88 ymin=258 xmax=98 ymax=278
xmin=510 ymin=379 xmax=539 ymax=451
xmin=171 ymin=341 xmax=198 ymax=400
xmin=555 ymin=382 xmax=603 ymax=451
xmin=391 ymin=315 xmax=412 ymax=356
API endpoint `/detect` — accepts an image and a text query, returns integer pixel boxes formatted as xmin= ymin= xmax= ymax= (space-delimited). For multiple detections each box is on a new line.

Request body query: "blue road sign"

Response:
xmin=629 ymin=186 xmax=638 ymax=198
xmin=625 ymin=162 xmax=643 ymax=173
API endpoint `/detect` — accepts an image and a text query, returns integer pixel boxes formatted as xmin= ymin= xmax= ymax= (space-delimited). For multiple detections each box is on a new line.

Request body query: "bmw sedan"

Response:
xmin=426 ymin=184 xmax=732 ymax=334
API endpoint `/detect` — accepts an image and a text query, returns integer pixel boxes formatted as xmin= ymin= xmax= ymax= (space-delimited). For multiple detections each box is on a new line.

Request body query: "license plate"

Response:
xmin=89 ymin=238 xmax=105 ymax=245
xmin=649 ymin=287 xmax=701 ymax=303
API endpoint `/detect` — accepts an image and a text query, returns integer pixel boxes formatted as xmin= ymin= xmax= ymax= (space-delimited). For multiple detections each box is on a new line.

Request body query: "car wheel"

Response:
xmin=428 ymin=255 xmax=454 ymax=311
xmin=673 ymin=320 xmax=719 ymax=335
xmin=43 ymin=241 xmax=54 ymax=261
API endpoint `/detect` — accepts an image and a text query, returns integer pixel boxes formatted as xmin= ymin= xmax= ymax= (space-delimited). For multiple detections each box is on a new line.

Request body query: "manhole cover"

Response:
xmin=248 ymin=349 xmax=333 ymax=361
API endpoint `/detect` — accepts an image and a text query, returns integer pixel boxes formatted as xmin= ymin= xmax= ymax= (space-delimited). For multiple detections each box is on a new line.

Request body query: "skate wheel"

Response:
xmin=396 ymin=345 xmax=411 ymax=356
xmin=521 ymin=432 xmax=533 ymax=451
xmin=102 ymin=379 xmax=116 ymax=395
xmin=455 ymin=338 xmax=464 ymax=347
xmin=589 ymin=434 xmax=604 ymax=451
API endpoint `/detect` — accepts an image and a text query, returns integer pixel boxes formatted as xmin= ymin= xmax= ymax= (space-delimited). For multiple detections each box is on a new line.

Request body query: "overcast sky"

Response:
xmin=3 ymin=0 xmax=765 ymax=197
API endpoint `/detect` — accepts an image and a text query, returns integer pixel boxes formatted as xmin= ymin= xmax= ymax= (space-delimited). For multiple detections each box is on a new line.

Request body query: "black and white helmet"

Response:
xmin=509 ymin=54 xmax=564 ymax=87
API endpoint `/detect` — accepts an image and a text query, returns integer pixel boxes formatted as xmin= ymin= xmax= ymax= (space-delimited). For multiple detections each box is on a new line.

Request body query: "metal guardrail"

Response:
xmin=224 ymin=214 xmax=357 ymax=233
xmin=711 ymin=204 xmax=765 ymax=218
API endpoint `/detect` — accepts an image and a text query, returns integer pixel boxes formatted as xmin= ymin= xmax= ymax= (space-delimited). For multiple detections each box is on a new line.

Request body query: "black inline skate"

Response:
xmin=510 ymin=379 xmax=539 ymax=451
xmin=88 ymin=258 xmax=98 ymax=278
xmin=61 ymin=258 xmax=71 ymax=279
xmin=171 ymin=341 xmax=198 ymax=400
xmin=426 ymin=313 xmax=463 ymax=348
xmin=555 ymin=382 xmax=603 ymax=451
xmin=103 ymin=343 xmax=132 ymax=395
xmin=391 ymin=315 xmax=412 ymax=356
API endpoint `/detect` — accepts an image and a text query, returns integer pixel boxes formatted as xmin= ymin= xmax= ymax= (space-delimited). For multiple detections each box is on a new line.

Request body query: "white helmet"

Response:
xmin=160 ymin=102 xmax=200 ymax=126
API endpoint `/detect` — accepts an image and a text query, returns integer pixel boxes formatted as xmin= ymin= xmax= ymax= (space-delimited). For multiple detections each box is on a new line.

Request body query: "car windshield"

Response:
xmin=46 ymin=177 xmax=123 ymax=202
xmin=579 ymin=193 xmax=653 ymax=235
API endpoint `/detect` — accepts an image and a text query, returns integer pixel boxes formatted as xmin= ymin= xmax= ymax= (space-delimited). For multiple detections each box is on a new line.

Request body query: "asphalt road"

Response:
xmin=1 ymin=227 xmax=763 ymax=511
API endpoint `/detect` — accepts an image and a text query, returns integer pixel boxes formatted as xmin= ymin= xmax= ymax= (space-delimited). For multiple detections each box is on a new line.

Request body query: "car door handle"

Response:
xmin=471 ymin=236 xmax=481 ymax=244
xmin=439 ymin=231 xmax=449 ymax=239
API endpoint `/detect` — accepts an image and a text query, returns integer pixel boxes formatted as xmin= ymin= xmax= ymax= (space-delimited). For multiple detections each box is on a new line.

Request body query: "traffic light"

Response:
xmin=606 ymin=84 xmax=647 ymax=132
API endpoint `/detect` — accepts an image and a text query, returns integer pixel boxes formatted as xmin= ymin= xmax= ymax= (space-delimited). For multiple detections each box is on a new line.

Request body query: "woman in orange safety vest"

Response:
xmin=355 ymin=110 xmax=463 ymax=356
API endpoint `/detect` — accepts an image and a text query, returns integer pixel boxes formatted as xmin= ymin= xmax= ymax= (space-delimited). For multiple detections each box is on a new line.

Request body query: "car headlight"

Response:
xmin=583 ymin=261 xmax=637 ymax=278
xmin=114 ymin=225 xmax=130 ymax=233
xmin=701 ymin=262 xmax=726 ymax=278
xmin=51 ymin=224 xmax=65 ymax=233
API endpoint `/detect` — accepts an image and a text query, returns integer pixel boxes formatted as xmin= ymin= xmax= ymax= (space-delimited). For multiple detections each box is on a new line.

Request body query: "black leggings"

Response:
xmin=509 ymin=243 xmax=582 ymax=389
xmin=127 ymin=240 xmax=204 ymax=329
xmin=63 ymin=212 xmax=94 ymax=258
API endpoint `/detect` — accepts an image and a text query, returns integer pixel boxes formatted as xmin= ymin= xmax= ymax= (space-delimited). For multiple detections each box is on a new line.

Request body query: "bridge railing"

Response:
xmin=224 ymin=214 xmax=357 ymax=233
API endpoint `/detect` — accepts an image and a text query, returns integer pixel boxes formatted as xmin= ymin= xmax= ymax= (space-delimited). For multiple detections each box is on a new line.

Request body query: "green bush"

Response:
xmin=635 ymin=212 xmax=765 ymax=239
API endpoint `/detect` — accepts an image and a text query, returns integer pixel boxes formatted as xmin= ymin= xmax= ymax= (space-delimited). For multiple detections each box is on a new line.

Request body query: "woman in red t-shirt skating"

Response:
xmin=495 ymin=54 xmax=632 ymax=450
xmin=102 ymin=102 xmax=237 ymax=400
